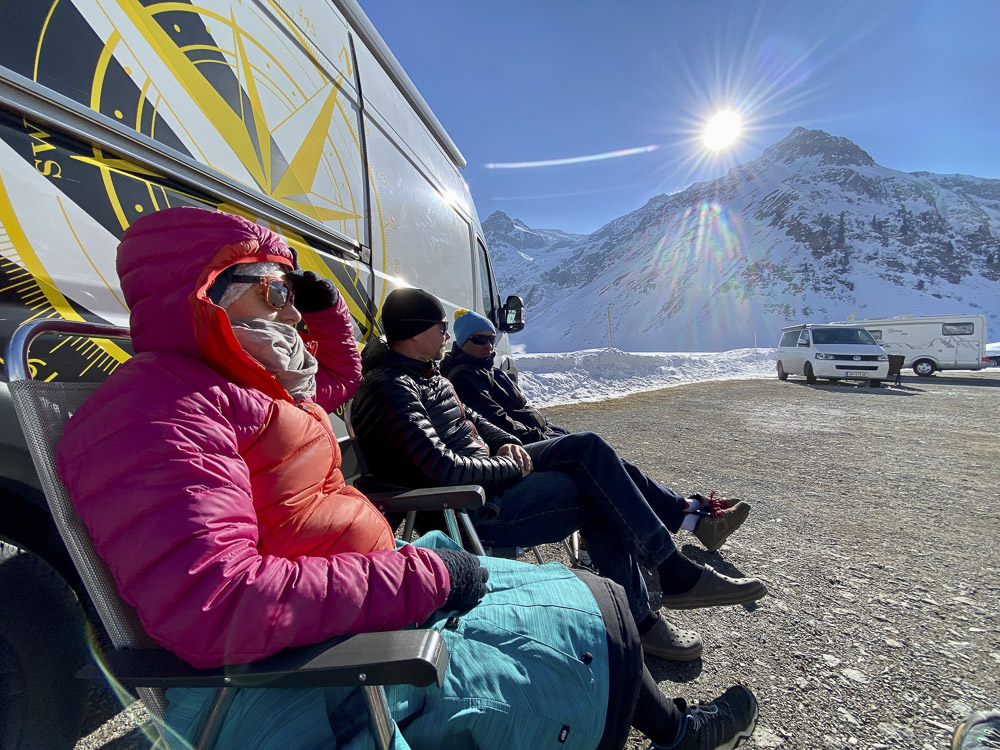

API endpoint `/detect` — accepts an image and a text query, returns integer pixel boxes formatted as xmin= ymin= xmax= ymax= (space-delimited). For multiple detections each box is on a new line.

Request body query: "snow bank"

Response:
xmin=511 ymin=347 xmax=777 ymax=408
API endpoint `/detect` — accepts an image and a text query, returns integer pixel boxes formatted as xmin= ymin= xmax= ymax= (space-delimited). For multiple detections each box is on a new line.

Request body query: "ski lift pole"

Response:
xmin=607 ymin=306 xmax=613 ymax=349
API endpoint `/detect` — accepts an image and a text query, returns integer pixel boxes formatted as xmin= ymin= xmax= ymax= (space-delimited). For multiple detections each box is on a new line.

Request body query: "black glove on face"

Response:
xmin=284 ymin=270 xmax=340 ymax=313
xmin=431 ymin=547 xmax=489 ymax=612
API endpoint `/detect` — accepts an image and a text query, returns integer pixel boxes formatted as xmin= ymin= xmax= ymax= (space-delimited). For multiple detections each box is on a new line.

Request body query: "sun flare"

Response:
xmin=703 ymin=111 xmax=742 ymax=150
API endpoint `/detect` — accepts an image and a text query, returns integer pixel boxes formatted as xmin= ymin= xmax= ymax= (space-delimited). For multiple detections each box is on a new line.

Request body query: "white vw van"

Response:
xmin=776 ymin=324 xmax=889 ymax=386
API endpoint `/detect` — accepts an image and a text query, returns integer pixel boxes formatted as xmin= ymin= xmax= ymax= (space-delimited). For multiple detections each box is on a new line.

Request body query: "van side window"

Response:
xmin=797 ymin=331 xmax=811 ymax=347
xmin=779 ymin=332 xmax=798 ymax=348
xmin=868 ymin=330 xmax=882 ymax=341
xmin=475 ymin=238 xmax=500 ymax=323
xmin=942 ymin=322 xmax=974 ymax=335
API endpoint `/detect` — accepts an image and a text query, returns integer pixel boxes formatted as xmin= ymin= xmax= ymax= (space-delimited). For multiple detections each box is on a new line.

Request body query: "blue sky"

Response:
xmin=359 ymin=0 xmax=999 ymax=235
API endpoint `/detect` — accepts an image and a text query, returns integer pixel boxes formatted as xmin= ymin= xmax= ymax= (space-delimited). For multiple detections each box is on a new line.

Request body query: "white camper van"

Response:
xmin=0 ymin=2 xmax=521 ymax=745
xmin=853 ymin=315 xmax=989 ymax=376
xmin=776 ymin=323 xmax=889 ymax=385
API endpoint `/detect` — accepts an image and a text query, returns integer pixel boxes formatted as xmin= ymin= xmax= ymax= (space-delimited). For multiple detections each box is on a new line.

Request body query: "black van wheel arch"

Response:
xmin=0 ymin=539 xmax=89 ymax=750
xmin=804 ymin=362 xmax=817 ymax=384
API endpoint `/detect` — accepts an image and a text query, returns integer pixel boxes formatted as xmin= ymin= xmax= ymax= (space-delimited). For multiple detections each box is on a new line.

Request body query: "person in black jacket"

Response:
xmin=439 ymin=308 xmax=750 ymax=553
xmin=351 ymin=288 xmax=768 ymax=664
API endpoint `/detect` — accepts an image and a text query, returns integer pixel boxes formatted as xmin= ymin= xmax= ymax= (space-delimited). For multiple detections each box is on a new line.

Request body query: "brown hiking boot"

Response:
xmin=694 ymin=501 xmax=750 ymax=552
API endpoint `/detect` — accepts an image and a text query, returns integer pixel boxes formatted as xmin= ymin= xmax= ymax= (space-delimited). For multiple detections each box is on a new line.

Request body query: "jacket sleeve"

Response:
xmin=301 ymin=295 xmax=362 ymax=412
xmin=465 ymin=406 xmax=522 ymax=452
xmin=449 ymin=367 xmax=548 ymax=444
xmin=355 ymin=374 xmax=522 ymax=493
xmin=56 ymin=361 xmax=449 ymax=668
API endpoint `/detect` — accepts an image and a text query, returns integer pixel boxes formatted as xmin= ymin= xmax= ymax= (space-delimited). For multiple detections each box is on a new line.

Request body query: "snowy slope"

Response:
xmin=513 ymin=347 xmax=776 ymax=407
xmin=486 ymin=128 xmax=1000 ymax=353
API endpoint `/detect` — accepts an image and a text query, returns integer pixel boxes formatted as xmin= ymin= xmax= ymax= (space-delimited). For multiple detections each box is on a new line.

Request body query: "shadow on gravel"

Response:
xmin=784 ymin=381 xmax=920 ymax=396
xmin=645 ymin=654 xmax=704 ymax=685
xmin=901 ymin=374 xmax=1000 ymax=388
xmin=679 ymin=545 xmax=756 ymax=581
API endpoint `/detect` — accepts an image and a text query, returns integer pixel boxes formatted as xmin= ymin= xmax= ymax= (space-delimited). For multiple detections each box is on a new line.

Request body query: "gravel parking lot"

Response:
xmin=76 ymin=371 xmax=1000 ymax=749
xmin=543 ymin=370 xmax=1000 ymax=749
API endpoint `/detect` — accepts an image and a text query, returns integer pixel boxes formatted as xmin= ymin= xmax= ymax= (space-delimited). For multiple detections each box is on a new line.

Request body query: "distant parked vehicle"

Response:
xmin=849 ymin=315 xmax=990 ymax=376
xmin=776 ymin=324 xmax=889 ymax=386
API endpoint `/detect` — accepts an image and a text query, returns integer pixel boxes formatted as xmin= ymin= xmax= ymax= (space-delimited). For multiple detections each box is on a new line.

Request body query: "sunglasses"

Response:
xmin=468 ymin=334 xmax=496 ymax=346
xmin=230 ymin=275 xmax=294 ymax=309
xmin=406 ymin=320 xmax=448 ymax=334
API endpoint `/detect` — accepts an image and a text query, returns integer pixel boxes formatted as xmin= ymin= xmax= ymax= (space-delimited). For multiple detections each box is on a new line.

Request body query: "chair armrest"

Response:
xmin=369 ymin=485 xmax=486 ymax=513
xmin=79 ymin=629 xmax=448 ymax=690
xmin=353 ymin=475 xmax=413 ymax=496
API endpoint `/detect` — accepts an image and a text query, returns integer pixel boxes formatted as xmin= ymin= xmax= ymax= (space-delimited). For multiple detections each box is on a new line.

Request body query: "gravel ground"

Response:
xmin=76 ymin=371 xmax=1000 ymax=749
xmin=541 ymin=370 xmax=1000 ymax=749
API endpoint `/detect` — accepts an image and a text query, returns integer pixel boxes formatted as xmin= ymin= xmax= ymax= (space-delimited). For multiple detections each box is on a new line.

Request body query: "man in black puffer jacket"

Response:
xmin=352 ymin=288 xmax=768 ymax=663
xmin=439 ymin=308 xmax=751 ymax=554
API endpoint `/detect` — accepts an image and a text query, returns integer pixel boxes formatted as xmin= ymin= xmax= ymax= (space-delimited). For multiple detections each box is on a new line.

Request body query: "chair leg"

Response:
xmin=192 ymin=687 xmax=238 ymax=750
xmin=456 ymin=511 xmax=487 ymax=556
xmin=531 ymin=546 xmax=545 ymax=565
xmin=362 ymin=685 xmax=396 ymax=750
xmin=561 ymin=538 xmax=577 ymax=566
xmin=443 ymin=509 xmax=463 ymax=548
xmin=402 ymin=511 xmax=417 ymax=543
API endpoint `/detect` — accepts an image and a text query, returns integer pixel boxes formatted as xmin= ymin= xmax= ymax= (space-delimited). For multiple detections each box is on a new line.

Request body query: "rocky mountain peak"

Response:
xmin=762 ymin=126 xmax=877 ymax=168
xmin=484 ymin=127 xmax=1000 ymax=353
xmin=482 ymin=210 xmax=549 ymax=250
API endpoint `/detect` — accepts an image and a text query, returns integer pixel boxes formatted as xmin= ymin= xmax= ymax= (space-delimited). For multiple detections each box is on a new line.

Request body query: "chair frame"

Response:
xmin=4 ymin=319 xmax=451 ymax=750
xmin=343 ymin=401 xmax=492 ymax=556
xmin=344 ymin=402 xmax=580 ymax=566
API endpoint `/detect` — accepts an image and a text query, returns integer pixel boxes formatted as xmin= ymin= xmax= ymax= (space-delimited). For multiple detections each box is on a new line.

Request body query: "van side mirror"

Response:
xmin=498 ymin=295 xmax=525 ymax=333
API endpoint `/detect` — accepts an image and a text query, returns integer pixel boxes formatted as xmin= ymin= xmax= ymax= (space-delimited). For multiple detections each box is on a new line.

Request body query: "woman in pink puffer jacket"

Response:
xmin=56 ymin=206 xmax=451 ymax=668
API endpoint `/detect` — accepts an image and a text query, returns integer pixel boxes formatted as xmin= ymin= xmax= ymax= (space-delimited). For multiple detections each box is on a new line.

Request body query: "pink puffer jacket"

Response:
xmin=56 ymin=207 xmax=449 ymax=668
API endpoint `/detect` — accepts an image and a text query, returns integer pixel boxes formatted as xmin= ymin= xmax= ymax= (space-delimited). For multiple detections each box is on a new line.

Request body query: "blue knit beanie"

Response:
xmin=454 ymin=308 xmax=496 ymax=346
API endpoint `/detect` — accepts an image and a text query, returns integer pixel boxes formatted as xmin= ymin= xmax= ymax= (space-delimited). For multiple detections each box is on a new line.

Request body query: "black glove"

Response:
xmin=284 ymin=270 xmax=340 ymax=313
xmin=431 ymin=547 xmax=489 ymax=612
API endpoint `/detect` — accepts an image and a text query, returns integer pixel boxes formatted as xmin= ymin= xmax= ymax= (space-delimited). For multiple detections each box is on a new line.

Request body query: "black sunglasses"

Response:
xmin=230 ymin=275 xmax=293 ymax=309
xmin=468 ymin=334 xmax=496 ymax=346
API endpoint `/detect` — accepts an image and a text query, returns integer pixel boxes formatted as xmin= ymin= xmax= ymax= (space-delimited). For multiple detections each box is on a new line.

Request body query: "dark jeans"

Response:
xmin=545 ymin=425 xmax=688 ymax=532
xmin=472 ymin=431 xmax=678 ymax=622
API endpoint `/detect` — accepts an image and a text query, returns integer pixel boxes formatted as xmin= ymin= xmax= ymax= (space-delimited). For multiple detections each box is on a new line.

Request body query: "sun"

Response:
xmin=703 ymin=111 xmax=742 ymax=150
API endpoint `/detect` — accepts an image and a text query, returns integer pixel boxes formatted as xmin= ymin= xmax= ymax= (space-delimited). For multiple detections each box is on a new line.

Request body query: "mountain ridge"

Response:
xmin=485 ymin=127 xmax=1000 ymax=352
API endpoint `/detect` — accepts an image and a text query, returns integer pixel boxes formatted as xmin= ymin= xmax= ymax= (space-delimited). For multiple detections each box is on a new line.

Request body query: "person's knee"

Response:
xmin=572 ymin=431 xmax=616 ymax=459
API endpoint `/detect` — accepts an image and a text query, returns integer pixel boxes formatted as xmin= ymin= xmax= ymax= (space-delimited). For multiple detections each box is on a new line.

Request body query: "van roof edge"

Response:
xmin=333 ymin=0 xmax=468 ymax=170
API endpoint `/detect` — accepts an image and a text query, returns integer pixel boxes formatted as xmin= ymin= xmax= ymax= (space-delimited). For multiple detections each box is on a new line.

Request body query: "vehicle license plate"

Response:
xmin=846 ymin=371 xmax=867 ymax=377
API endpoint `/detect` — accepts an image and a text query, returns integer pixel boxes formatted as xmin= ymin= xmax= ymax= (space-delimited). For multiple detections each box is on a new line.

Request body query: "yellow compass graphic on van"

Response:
xmin=0 ymin=0 xmax=384 ymax=380
xmin=107 ymin=0 xmax=366 ymax=237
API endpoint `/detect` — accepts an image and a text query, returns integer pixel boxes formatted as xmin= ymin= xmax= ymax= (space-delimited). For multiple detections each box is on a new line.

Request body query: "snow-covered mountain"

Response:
xmin=485 ymin=127 xmax=1000 ymax=352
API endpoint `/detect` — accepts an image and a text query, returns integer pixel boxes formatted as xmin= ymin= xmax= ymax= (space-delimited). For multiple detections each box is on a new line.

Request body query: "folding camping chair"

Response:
xmin=345 ymin=402 xmax=582 ymax=566
xmin=342 ymin=401 xmax=493 ymax=557
xmin=887 ymin=354 xmax=905 ymax=386
xmin=4 ymin=319 xmax=449 ymax=750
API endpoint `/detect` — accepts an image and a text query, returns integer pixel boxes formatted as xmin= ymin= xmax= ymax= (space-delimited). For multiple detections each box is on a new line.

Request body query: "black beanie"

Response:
xmin=207 ymin=265 xmax=238 ymax=304
xmin=381 ymin=288 xmax=447 ymax=342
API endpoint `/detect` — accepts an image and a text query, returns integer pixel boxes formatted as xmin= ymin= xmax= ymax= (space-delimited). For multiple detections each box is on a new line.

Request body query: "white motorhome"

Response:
xmin=852 ymin=315 xmax=989 ymax=376
xmin=0 ymin=1 xmax=521 ymax=745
